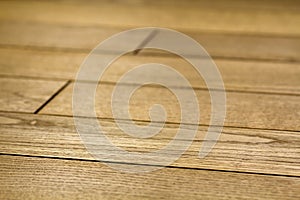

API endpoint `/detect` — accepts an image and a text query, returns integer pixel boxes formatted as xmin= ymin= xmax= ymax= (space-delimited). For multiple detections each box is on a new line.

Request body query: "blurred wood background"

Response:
xmin=0 ymin=0 xmax=299 ymax=199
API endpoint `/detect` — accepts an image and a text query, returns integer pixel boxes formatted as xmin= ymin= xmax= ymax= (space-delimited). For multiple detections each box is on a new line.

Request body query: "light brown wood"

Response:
xmin=0 ymin=21 xmax=126 ymax=51
xmin=1 ymin=48 xmax=300 ymax=95
xmin=140 ymin=33 xmax=300 ymax=62
xmin=0 ymin=77 xmax=67 ymax=113
xmin=0 ymin=1 xmax=299 ymax=35
xmin=0 ymin=112 xmax=299 ymax=176
xmin=0 ymin=155 xmax=299 ymax=200
xmin=106 ymin=0 xmax=300 ymax=10
xmin=40 ymin=82 xmax=300 ymax=131
xmin=1 ymin=21 xmax=300 ymax=61
xmin=1 ymin=0 xmax=299 ymax=198
xmin=0 ymin=47 xmax=85 ymax=80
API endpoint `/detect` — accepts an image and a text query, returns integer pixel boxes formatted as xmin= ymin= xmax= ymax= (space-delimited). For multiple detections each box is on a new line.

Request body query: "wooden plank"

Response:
xmin=139 ymin=33 xmax=300 ymax=62
xmin=40 ymin=82 xmax=300 ymax=131
xmin=0 ymin=1 xmax=299 ymax=35
xmin=0 ymin=77 xmax=67 ymax=113
xmin=0 ymin=1 xmax=298 ymax=198
xmin=1 ymin=21 xmax=300 ymax=61
xmin=126 ymin=0 xmax=300 ymax=10
xmin=0 ymin=21 xmax=126 ymax=51
xmin=0 ymin=48 xmax=85 ymax=80
xmin=0 ymin=155 xmax=299 ymax=199
xmin=0 ymin=112 xmax=299 ymax=176
xmin=1 ymin=48 xmax=300 ymax=95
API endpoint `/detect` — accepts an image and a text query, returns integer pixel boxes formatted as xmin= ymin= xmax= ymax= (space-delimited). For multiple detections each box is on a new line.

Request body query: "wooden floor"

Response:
xmin=1 ymin=0 xmax=300 ymax=199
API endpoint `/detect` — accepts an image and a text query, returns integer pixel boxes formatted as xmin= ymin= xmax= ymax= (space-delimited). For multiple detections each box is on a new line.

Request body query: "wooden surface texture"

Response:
xmin=0 ymin=0 xmax=299 ymax=199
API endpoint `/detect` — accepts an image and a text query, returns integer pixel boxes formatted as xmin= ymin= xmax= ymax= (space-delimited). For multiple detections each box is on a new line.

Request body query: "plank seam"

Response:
xmin=1 ymin=18 xmax=300 ymax=38
xmin=49 ymin=113 xmax=300 ymax=133
xmin=133 ymin=29 xmax=158 ymax=55
xmin=1 ymin=43 xmax=299 ymax=63
xmin=1 ymin=74 xmax=299 ymax=97
xmin=1 ymin=110 xmax=299 ymax=133
xmin=0 ymin=153 xmax=299 ymax=178
xmin=34 ymin=80 xmax=71 ymax=114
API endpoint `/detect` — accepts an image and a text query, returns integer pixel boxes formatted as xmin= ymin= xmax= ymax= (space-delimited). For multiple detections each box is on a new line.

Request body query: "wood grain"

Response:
xmin=40 ymin=82 xmax=300 ymax=131
xmin=0 ymin=77 xmax=67 ymax=113
xmin=0 ymin=47 xmax=85 ymax=80
xmin=0 ymin=154 xmax=300 ymax=200
xmin=0 ymin=112 xmax=299 ymax=176
xmin=0 ymin=21 xmax=125 ymax=51
xmin=0 ymin=1 xmax=299 ymax=35
xmin=1 ymin=48 xmax=300 ymax=95
xmin=1 ymin=21 xmax=300 ymax=61
xmin=1 ymin=0 xmax=299 ymax=199
xmin=140 ymin=33 xmax=300 ymax=62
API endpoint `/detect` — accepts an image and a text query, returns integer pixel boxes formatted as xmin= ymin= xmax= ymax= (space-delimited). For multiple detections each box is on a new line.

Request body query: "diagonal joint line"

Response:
xmin=133 ymin=29 xmax=159 ymax=55
xmin=34 ymin=80 xmax=71 ymax=114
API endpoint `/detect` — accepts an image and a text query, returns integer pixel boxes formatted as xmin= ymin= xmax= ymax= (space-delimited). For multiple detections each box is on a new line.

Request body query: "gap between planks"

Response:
xmin=1 ymin=154 xmax=299 ymax=199
xmin=0 ymin=112 xmax=299 ymax=176
xmin=0 ymin=153 xmax=299 ymax=178
xmin=1 ymin=21 xmax=300 ymax=62
xmin=0 ymin=51 xmax=300 ymax=95
xmin=34 ymin=80 xmax=72 ymax=114
xmin=39 ymin=82 xmax=300 ymax=132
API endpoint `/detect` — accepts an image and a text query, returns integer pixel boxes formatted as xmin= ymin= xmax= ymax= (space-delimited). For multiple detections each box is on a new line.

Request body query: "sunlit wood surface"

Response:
xmin=0 ymin=0 xmax=299 ymax=199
